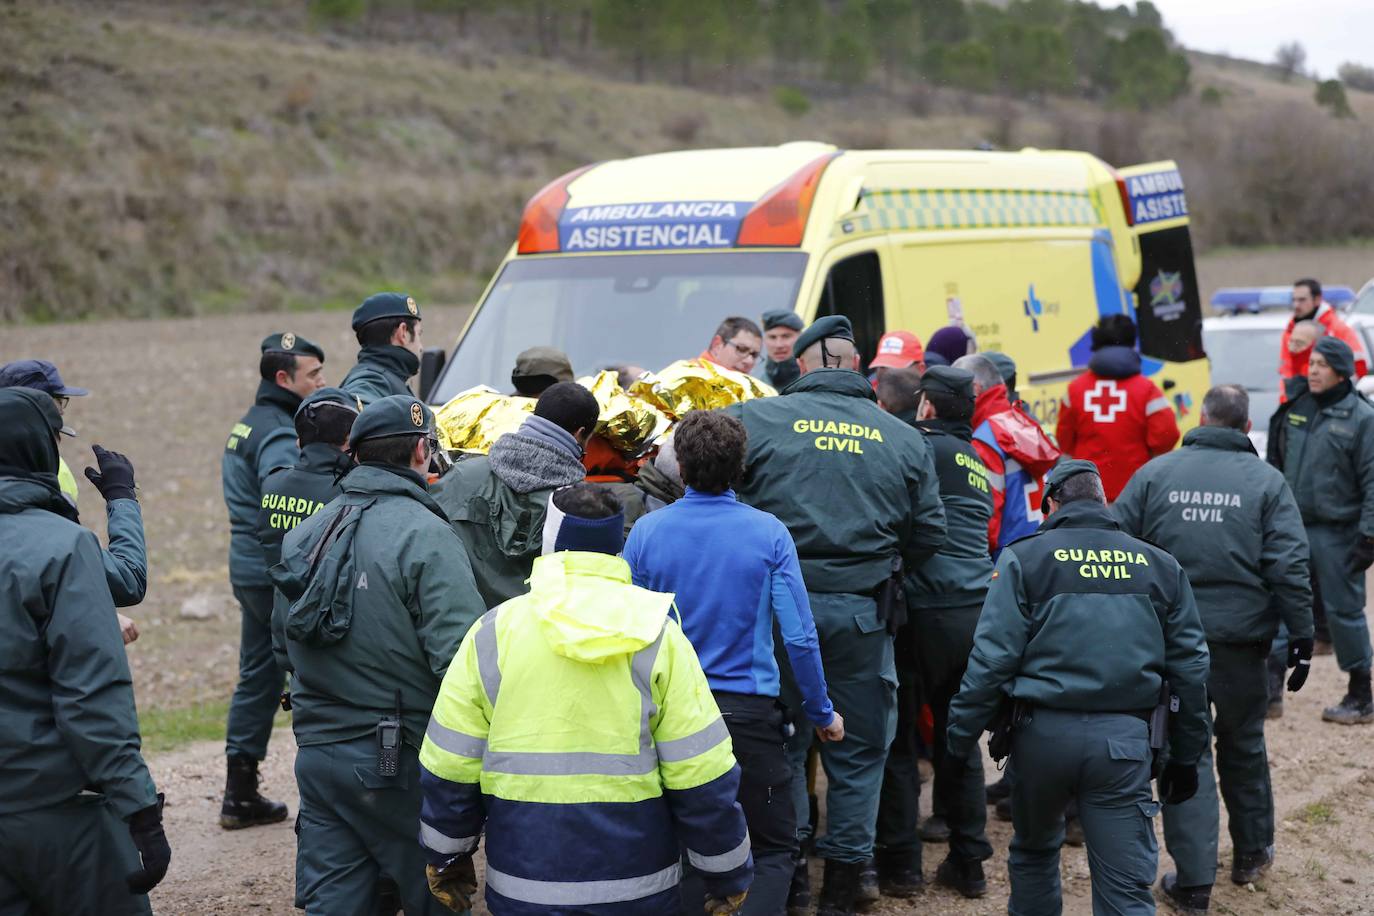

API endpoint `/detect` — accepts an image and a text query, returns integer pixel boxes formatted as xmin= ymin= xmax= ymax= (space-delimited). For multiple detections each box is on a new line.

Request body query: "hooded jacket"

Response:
xmin=418 ymin=551 xmax=752 ymax=914
xmin=432 ymin=418 xmax=588 ymax=607
xmin=0 ymin=389 xmax=158 ymax=818
xmin=1115 ymin=425 xmax=1314 ymax=643
xmin=272 ymin=464 xmax=486 ymax=747
xmin=341 ymin=344 xmax=419 ymax=407
xmin=970 ymin=383 xmax=1061 ymax=556
xmin=1056 ymin=345 xmax=1180 ymax=500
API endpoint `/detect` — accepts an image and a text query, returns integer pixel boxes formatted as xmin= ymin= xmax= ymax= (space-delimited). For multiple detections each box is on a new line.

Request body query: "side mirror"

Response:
xmin=418 ymin=347 xmax=448 ymax=403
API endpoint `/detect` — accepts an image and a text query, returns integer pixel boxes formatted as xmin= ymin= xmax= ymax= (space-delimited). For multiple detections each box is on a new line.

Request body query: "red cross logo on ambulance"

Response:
xmin=1084 ymin=379 xmax=1128 ymax=423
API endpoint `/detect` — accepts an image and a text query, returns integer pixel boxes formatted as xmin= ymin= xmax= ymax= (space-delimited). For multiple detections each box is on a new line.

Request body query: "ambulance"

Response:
xmin=426 ymin=141 xmax=1208 ymax=429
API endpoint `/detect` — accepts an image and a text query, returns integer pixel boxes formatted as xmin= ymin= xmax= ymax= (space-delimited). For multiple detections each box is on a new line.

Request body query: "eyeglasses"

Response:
xmin=724 ymin=340 xmax=760 ymax=361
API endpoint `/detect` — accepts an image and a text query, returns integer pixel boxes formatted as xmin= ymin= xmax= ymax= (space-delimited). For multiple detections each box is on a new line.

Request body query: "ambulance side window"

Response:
xmin=816 ymin=251 xmax=883 ymax=371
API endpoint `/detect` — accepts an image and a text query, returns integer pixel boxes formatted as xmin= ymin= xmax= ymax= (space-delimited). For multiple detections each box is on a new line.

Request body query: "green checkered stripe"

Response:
xmin=835 ymin=187 xmax=1103 ymax=236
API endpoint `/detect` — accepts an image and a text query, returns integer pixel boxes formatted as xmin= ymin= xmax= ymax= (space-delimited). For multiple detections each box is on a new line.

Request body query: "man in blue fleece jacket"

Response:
xmin=625 ymin=409 xmax=843 ymax=916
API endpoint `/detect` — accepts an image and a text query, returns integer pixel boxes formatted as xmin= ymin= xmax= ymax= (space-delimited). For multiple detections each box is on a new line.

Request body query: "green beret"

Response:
xmin=296 ymin=386 xmax=362 ymax=420
xmin=351 ymin=292 xmax=420 ymax=331
xmin=1041 ymin=459 xmax=1101 ymax=511
xmin=261 ymin=332 xmax=325 ymax=362
xmin=512 ymin=346 xmax=575 ymax=383
xmin=1315 ymin=336 xmax=1355 ymax=378
xmin=917 ymin=365 xmax=975 ymax=401
xmin=762 ymin=310 xmax=804 ymax=333
xmin=983 ymin=351 xmax=1016 ymax=386
xmin=348 ymin=394 xmax=435 ymax=449
xmin=793 ymin=315 xmax=854 ymax=359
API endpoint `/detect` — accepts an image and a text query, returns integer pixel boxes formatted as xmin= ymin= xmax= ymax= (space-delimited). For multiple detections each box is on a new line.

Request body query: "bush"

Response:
xmin=773 ymin=85 xmax=811 ymax=117
xmin=309 ymin=0 xmax=367 ymax=22
xmin=1315 ymin=79 xmax=1355 ymax=119
xmin=660 ymin=112 xmax=706 ymax=143
xmin=1199 ymin=86 xmax=1224 ymax=106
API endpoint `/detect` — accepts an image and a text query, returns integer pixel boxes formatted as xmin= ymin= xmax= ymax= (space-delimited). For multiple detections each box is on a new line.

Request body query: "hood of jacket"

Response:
xmin=782 ymin=368 xmax=878 ymax=401
xmin=0 ymin=475 xmax=75 ymax=519
xmin=488 ymin=428 xmax=587 ymax=495
xmin=1040 ymin=499 xmax=1121 ymax=533
xmin=1087 ymin=345 xmax=1142 ymax=379
xmin=527 ymin=552 xmax=675 ymax=664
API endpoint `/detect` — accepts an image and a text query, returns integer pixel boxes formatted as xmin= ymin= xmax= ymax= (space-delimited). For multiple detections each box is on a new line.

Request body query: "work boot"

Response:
xmin=1321 ymin=669 xmax=1374 ymax=725
xmin=786 ymin=854 xmax=811 ymax=916
xmin=876 ymin=852 xmax=924 ymax=898
xmin=856 ymin=857 xmax=880 ymax=905
xmin=986 ymin=774 xmax=1012 ymax=805
xmin=220 ymin=755 xmax=288 ymax=829
xmin=1158 ymin=872 xmax=1210 ymax=914
xmin=1266 ymin=654 xmax=1286 ymax=719
xmin=816 ymin=859 xmax=861 ymax=916
xmin=919 ymin=814 xmax=950 ymax=843
xmin=934 ymin=856 xmax=987 ymax=899
xmin=1231 ymin=845 xmax=1274 ymax=885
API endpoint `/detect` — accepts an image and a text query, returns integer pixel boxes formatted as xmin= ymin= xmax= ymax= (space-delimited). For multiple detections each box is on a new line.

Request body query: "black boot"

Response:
xmin=220 ymin=754 xmax=288 ymax=829
xmin=935 ymin=856 xmax=988 ymax=899
xmin=1266 ymin=653 xmax=1286 ymax=719
xmin=876 ymin=850 xmax=924 ymax=898
xmin=1231 ymin=845 xmax=1274 ymax=885
xmin=1158 ymin=872 xmax=1210 ymax=914
xmin=816 ymin=859 xmax=861 ymax=916
xmin=856 ymin=857 xmax=880 ymax=904
xmin=1322 ymin=668 xmax=1374 ymax=725
xmin=786 ymin=853 xmax=811 ymax=916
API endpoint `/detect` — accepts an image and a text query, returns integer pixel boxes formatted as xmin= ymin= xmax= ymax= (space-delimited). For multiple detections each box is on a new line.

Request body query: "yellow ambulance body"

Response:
xmin=429 ymin=141 xmax=1208 ymax=430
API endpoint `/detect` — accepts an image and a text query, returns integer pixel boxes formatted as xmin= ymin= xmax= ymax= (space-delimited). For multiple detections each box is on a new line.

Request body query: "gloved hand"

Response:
xmin=1287 ymin=637 xmax=1314 ymax=692
xmin=126 ymin=793 xmax=171 ymax=894
xmin=426 ymin=856 xmax=478 ymax=912
xmin=705 ymin=891 xmax=748 ymax=915
xmin=1349 ymin=537 xmax=1374 ymax=575
xmin=1157 ymin=761 xmax=1198 ymax=806
xmin=84 ymin=445 xmax=137 ymax=502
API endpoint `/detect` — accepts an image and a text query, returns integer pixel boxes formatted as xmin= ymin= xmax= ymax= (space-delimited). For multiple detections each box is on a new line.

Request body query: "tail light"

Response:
xmin=737 ymin=152 xmax=840 ymax=247
xmin=517 ymin=164 xmax=596 ymax=254
xmin=1109 ymin=166 xmax=1135 ymax=227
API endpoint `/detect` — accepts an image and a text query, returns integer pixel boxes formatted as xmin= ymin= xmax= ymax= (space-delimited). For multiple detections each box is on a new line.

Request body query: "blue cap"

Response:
xmin=1314 ymin=336 xmax=1355 ymax=378
xmin=792 ymin=315 xmax=855 ymax=359
xmin=543 ymin=485 xmax=626 ymax=556
xmin=352 ymin=292 xmax=420 ymax=331
xmin=762 ymin=309 xmax=804 ymax=333
xmin=1041 ymin=459 xmax=1101 ymax=511
xmin=0 ymin=360 xmax=88 ymax=398
xmin=348 ymin=394 xmax=435 ymax=449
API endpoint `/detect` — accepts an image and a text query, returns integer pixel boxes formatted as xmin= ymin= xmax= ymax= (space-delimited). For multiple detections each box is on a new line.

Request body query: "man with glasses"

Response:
xmin=700 ymin=316 xmax=764 ymax=376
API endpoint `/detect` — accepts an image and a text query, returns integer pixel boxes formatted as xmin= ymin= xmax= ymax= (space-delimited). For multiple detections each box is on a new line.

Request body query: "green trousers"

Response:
xmin=0 ymin=794 xmax=151 ymax=916
xmin=1163 ymin=641 xmax=1271 ymax=888
xmin=1307 ymin=523 xmax=1373 ymax=672
xmin=1009 ymin=708 xmax=1160 ymax=916
xmin=781 ymin=592 xmax=897 ymax=864
xmin=227 ymin=584 xmax=285 ymax=760
xmin=295 ymin=736 xmax=457 ymax=916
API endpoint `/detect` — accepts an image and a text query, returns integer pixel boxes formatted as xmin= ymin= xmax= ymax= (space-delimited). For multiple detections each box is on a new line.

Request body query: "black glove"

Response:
xmin=1157 ymin=761 xmax=1198 ymax=806
xmin=1287 ymin=637 xmax=1314 ymax=692
xmin=1349 ymin=538 xmax=1374 ymax=575
xmin=84 ymin=445 xmax=137 ymax=502
xmin=426 ymin=856 xmax=478 ymax=912
xmin=126 ymin=793 xmax=171 ymax=895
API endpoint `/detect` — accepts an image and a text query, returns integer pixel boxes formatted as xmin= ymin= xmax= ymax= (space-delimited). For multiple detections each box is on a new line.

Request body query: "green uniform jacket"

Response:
xmin=904 ymin=418 xmax=994 ymax=610
xmin=340 ymin=345 xmax=417 ymax=407
xmin=723 ymin=369 xmax=947 ymax=594
xmin=948 ymin=501 xmax=1211 ymax=765
xmin=102 ymin=497 xmax=148 ymax=607
xmin=0 ymin=476 xmax=157 ymax=818
xmin=222 ymin=381 xmax=301 ymax=587
xmin=1115 ymin=426 xmax=1313 ymax=643
xmin=1268 ymin=382 xmax=1374 ymax=537
xmin=274 ymin=465 xmax=485 ymax=748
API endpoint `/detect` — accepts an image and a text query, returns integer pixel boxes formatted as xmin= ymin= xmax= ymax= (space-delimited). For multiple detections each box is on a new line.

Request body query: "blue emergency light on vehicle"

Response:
xmin=1210 ymin=286 xmax=1356 ymax=315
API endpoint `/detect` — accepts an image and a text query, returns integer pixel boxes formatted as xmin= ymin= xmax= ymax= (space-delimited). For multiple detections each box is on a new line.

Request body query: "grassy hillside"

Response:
xmin=3 ymin=1 xmax=1373 ymax=321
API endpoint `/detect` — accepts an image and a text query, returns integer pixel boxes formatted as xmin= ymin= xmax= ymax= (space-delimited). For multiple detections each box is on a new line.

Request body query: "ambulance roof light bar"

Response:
xmin=736 ymin=152 xmax=842 ymax=248
xmin=517 ymin=163 xmax=596 ymax=255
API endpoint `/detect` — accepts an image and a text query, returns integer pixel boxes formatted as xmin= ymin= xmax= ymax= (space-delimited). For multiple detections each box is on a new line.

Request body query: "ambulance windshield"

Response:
xmin=431 ymin=251 xmax=808 ymax=402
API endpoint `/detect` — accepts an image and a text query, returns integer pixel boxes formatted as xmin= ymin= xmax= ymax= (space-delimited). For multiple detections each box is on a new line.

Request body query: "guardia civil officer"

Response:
xmin=220 ymin=331 xmax=326 ymax=829
xmin=875 ymin=366 xmax=994 ymax=899
xmin=1116 ymin=385 xmax=1314 ymax=909
xmin=722 ymin=315 xmax=947 ymax=916
xmin=948 ymin=460 xmax=1210 ymax=916
xmin=273 ymin=394 xmax=485 ymax=914
xmin=1267 ymin=336 xmax=1374 ymax=724
xmin=256 ymin=386 xmax=359 ymax=672
xmin=342 ymin=292 xmax=424 ymax=406
xmin=0 ymin=389 xmax=171 ymax=913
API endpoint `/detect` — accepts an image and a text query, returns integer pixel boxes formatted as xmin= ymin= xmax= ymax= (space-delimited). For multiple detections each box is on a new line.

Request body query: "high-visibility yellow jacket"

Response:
xmin=418 ymin=551 xmax=752 ymax=913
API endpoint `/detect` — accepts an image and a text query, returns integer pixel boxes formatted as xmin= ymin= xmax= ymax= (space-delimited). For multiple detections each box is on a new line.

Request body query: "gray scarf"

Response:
xmin=489 ymin=416 xmax=586 ymax=494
